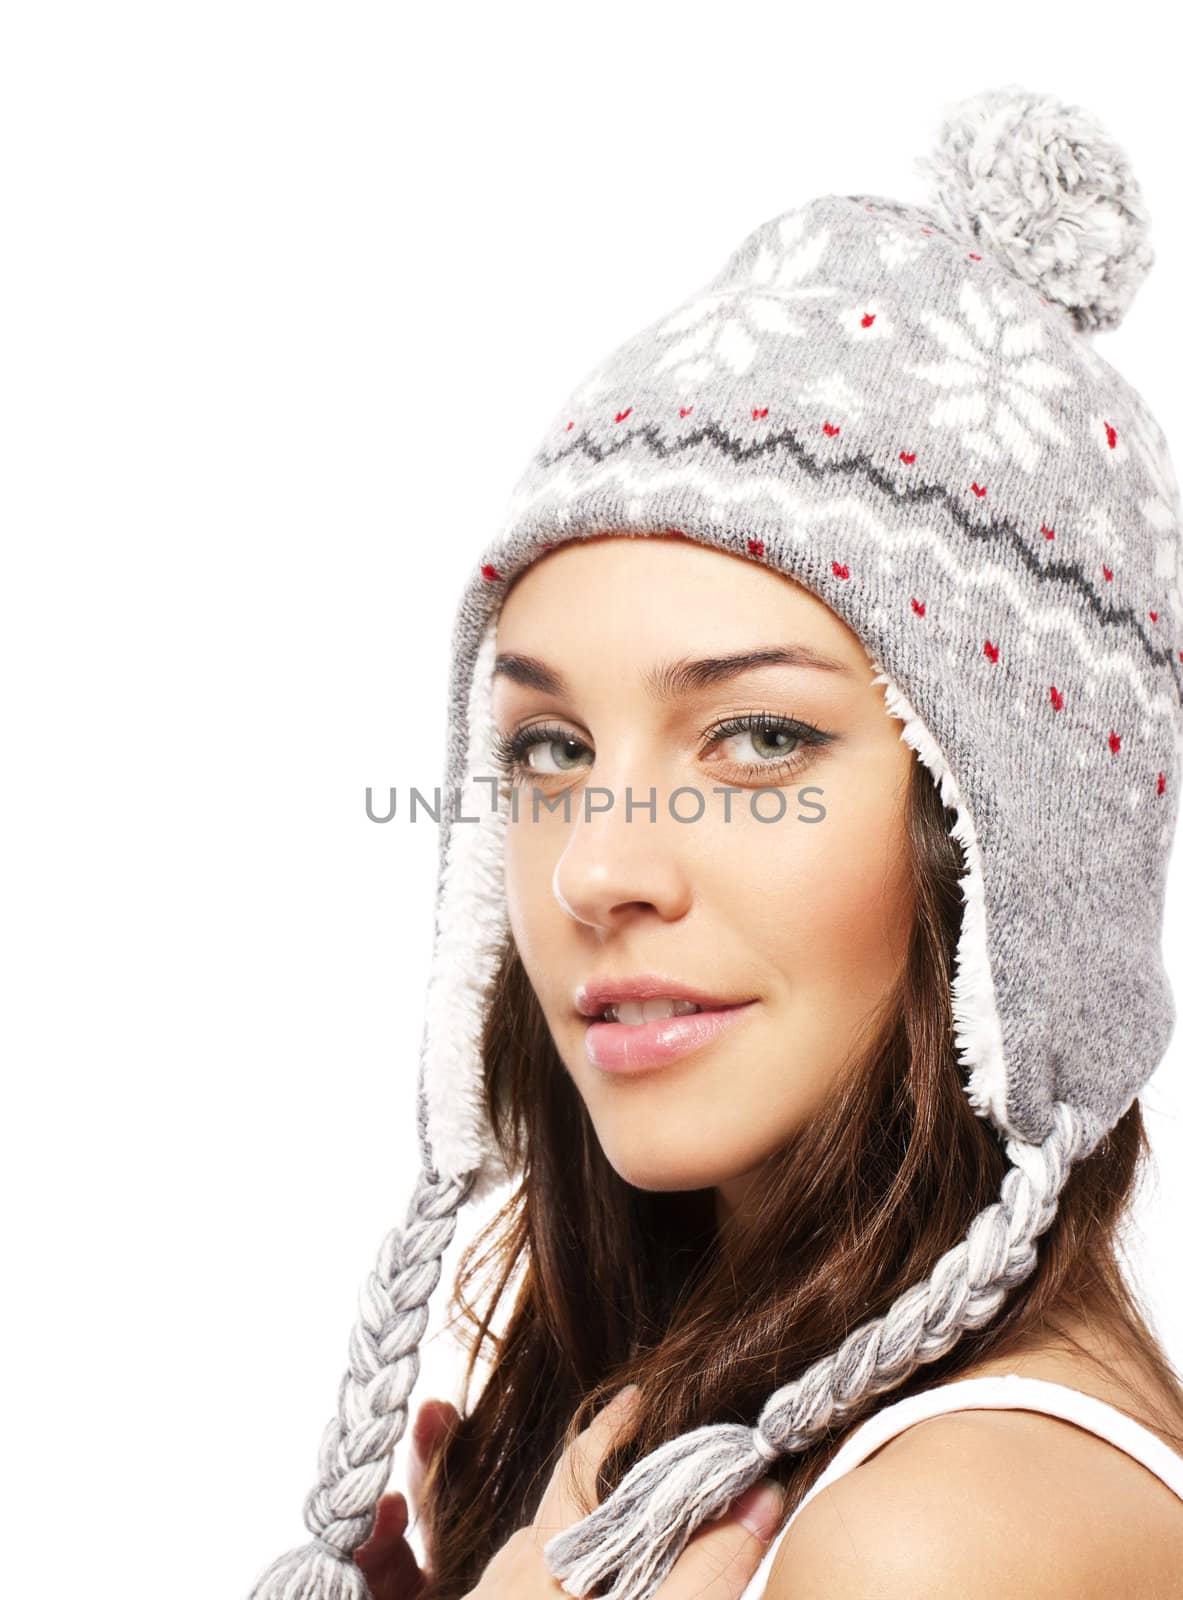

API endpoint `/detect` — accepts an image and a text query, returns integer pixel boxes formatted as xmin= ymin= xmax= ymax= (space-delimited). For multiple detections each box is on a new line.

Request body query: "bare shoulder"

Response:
xmin=762 ymin=1407 xmax=1183 ymax=1600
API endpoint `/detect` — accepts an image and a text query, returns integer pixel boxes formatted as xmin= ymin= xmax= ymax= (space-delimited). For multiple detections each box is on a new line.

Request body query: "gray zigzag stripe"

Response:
xmin=536 ymin=420 xmax=1183 ymax=705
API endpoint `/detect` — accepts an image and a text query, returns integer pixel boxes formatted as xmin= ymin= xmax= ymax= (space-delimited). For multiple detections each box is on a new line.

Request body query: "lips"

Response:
xmin=574 ymin=974 xmax=752 ymax=1019
xmin=582 ymin=998 xmax=758 ymax=1074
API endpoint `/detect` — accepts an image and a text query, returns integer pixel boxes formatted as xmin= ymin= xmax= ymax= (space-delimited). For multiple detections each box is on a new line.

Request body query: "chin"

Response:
xmin=595 ymin=1136 xmax=736 ymax=1195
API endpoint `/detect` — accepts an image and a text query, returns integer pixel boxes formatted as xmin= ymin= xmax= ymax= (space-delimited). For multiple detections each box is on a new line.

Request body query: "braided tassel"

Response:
xmin=543 ymin=1102 xmax=1099 ymax=1600
xmin=246 ymin=1167 xmax=471 ymax=1600
xmin=544 ymin=1419 xmax=774 ymax=1597
xmin=246 ymin=1537 xmax=370 ymax=1600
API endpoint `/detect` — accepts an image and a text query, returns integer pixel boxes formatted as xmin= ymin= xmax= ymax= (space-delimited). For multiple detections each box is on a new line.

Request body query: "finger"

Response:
xmin=355 ymin=1534 xmax=427 ymax=1600
xmin=413 ymin=1398 xmax=460 ymax=1458
xmin=659 ymin=1478 xmax=786 ymax=1600
xmin=355 ymin=1491 xmax=409 ymax=1561
xmin=353 ymin=1492 xmax=430 ymax=1600
xmin=533 ymin=1384 xmax=642 ymax=1534
xmin=407 ymin=1398 xmax=461 ymax=1522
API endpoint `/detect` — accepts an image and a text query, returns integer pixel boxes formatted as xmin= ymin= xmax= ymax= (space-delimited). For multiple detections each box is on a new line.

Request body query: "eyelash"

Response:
xmin=489 ymin=712 xmax=832 ymax=787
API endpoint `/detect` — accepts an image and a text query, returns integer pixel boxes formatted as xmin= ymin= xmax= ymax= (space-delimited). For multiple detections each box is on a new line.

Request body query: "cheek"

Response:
xmin=497 ymin=763 xmax=915 ymax=1194
xmin=503 ymin=821 xmax=566 ymax=977
xmin=717 ymin=767 xmax=912 ymax=996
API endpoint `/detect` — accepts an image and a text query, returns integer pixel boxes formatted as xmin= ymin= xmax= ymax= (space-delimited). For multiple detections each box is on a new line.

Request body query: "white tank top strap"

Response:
xmin=738 ymin=1373 xmax=1183 ymax=1600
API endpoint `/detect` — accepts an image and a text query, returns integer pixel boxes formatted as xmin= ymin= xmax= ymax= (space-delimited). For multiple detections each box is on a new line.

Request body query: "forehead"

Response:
xmin=494 ymin=534 xmax=869 ymax=672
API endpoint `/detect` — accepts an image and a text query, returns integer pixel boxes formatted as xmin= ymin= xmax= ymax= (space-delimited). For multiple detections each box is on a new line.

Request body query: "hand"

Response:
xmin=464 ymin=1385 xmax=784 ymax=1598
xmin=354 ymin=1396 xmax=461 ymax=1600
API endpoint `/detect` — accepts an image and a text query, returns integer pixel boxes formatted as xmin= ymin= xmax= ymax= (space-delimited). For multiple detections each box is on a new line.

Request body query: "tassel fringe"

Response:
xmin=543 ymin=1103 xmax=1097 ymax=1600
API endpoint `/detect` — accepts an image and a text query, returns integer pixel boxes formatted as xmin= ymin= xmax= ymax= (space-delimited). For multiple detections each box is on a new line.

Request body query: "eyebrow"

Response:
xmin=492 ymin=646 xmax=854 ymax=699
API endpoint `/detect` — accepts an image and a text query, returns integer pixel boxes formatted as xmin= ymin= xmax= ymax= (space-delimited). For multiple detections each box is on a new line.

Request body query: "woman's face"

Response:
xmin=492 ymin=534 xmax=916 ymax=1227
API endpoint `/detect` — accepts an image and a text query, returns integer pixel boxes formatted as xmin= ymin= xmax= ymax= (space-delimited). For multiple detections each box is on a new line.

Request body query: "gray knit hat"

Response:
xmin=248 ymin=82 xmax=1183 ymax=1600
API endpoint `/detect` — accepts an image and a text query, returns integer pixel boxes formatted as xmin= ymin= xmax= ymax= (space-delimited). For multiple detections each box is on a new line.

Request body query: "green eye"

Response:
xmin=491 ymin=722 xmax=592 ymax=782
xmin=703 ymin=713 xmax=833 ymax=779
xmin=490 ymin=711 xmax=833 ymax=788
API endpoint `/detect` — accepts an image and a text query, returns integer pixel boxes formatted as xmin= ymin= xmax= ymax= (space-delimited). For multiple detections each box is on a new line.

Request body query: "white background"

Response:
xmin=3 ymin=5 xmax=1180 ymax=1595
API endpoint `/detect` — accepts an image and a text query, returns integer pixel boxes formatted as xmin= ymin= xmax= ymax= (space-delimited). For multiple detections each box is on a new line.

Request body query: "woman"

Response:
xmin=248 ymin=83 xmax=1183 ymax=1600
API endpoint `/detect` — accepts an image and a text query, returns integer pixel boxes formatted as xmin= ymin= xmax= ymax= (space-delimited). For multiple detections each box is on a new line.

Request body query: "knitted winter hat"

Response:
xmin=248 ymin=83 xmax=1183 ymax=1600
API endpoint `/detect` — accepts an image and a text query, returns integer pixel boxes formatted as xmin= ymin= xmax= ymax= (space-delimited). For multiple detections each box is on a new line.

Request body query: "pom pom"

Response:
xmin=914 ymin=82 xmax=1154 ymax=334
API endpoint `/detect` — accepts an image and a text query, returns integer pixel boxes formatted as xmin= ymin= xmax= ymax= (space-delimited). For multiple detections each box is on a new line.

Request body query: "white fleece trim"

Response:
xmin=420 ymin=617 xmax=511 ymax=1193
xmin=869 ymin=661 xmax=1010 ymax=1130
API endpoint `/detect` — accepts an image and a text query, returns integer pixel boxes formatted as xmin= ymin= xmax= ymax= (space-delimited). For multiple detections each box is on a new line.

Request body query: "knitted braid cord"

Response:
xmin=542 ymin=1101 xmax=1102 ymax=1600
xmin=247 ymin=1169 xmax=472 ymax=1600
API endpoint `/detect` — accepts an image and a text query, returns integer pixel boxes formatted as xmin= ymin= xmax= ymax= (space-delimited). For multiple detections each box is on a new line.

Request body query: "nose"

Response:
xmin=551 ymin=787 xmax=694 ymax=931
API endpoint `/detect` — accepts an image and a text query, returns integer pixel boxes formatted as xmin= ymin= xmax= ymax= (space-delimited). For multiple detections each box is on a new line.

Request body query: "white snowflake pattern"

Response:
xmin=790 ymin=370 xmax=875 ymax=424
xmin=1124 ymin=391 xmax=1183 ymax=538
xmin=1073 ymin=332 xmax=1120 ymax=391
xmin=1154 ymin=529 xmax=1183 ymax=620
xmin=1074 ymin=499 xmax=1128 ymax=564
xmin=651 ymin=210 xmax=840 ymax=383
xmin=901 ymin=277 xmax=1076 ymax=474
xmin=1042 ymin=333 xmax=1181 ymax=612
xmin=873 ymin=224 xmax=931 ymax=272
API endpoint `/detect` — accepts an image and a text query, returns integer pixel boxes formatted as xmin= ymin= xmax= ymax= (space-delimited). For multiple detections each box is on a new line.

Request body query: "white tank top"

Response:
xmin=738 ymin=1373 xmax=1183 ymax=1600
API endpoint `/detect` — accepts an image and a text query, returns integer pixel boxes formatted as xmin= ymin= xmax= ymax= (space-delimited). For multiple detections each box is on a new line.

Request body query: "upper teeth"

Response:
xmin=601 ymin=998 xmax=702 ymax=1024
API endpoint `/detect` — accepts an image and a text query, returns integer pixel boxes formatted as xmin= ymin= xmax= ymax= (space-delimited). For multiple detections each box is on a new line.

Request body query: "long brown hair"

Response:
xmin=417 ymin=753 xmax=1183 ymax=1598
